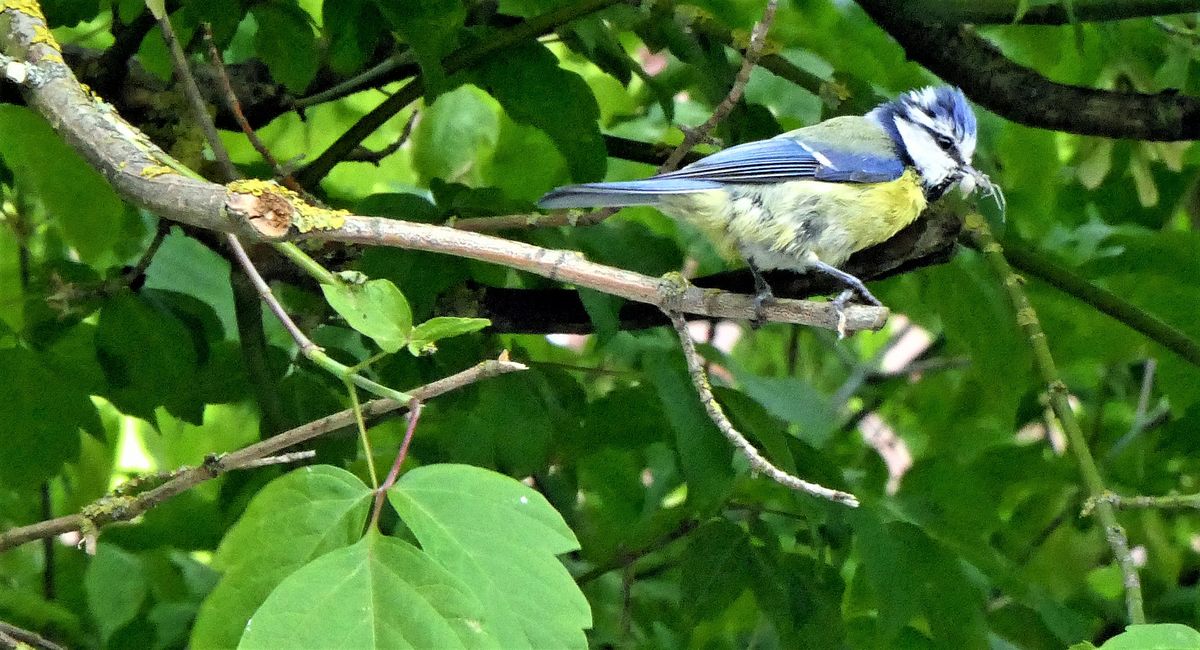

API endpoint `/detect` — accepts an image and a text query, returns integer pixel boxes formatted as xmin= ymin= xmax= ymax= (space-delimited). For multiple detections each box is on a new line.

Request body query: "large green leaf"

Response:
xmin=321 ymin=278 xmax=413 ymax=353
xmin=84 ymin=543 xmax=147 ymax=643
xmin=412 ymin=85 xmax=500 ymax=185
xmin=95 ymin=290 xmax=199 ymax=420
xmin=238 ymin=532 xmax=496 ymax=649
xmin=679 ymin=519 xmax=752 ymax=619
xmin=643 ymin=350 xmax=734 ymax=511
xmin=374 ymin=0 xmax=465 ymax=94
xmin=0 ymin=105 xmax=129 ymax=268
xmin=474 ymin=42 xmax=605 ymax=182
xmin=191 ymin=466 xmax=373 ymax=649
xmin=0 ymin=347 xmax=97 ymax=488
xmin=252 ymin=4 xmax=318 ymax=93
xmin=388 ymin=464 xmax=590 ymax=649
xmin=1075 ymin=624 xmax=1200 ymax=650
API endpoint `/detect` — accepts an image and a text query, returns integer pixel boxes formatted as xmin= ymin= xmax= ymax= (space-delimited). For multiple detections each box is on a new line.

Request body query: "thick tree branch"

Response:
xmin=880 ymin=0 xmax=1200 ymax=25
xmin=857 ymin=0 xmax=1200 ymax=141
xmin=471 ymin=204 xmax=961 ymax=332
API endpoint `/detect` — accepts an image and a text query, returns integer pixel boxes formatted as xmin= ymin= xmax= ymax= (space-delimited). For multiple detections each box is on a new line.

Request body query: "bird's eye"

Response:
xmin=933 ymin=133 xmax=955 ymax=148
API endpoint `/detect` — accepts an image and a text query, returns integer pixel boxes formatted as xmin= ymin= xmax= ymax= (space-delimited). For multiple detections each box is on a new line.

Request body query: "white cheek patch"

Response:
xmin=894 ymin=117 xmax=957 ymax=185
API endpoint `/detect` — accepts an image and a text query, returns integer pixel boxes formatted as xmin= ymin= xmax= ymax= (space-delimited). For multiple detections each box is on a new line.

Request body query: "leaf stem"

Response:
xmin=346 ymin=382 xmax=379 ymax=488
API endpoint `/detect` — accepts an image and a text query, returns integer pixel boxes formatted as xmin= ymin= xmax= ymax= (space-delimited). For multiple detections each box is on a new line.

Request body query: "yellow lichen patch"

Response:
xmin=225 ymin=179 xmax=348 ymax=234
xmin=294 ymin=202 xmax=348 ymax=232
xmin=1 ymin=0 xmax=48 ymax=21
xmin=2 ymin=0 xmax=62 ymax=55
xmin=140 ymin=165 xmax=175 ymax=178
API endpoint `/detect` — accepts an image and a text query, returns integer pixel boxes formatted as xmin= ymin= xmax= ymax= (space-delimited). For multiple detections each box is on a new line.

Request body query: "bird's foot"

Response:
xmin=830 ymin=289 xmax=854 ymax=339
xmin=830 ymin=285 xmax=883 ymax=338
xmin=751 ymin=287 xmax=776 ymax=330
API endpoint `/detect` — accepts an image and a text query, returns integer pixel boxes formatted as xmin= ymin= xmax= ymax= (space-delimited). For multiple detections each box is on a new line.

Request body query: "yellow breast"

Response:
xmin=658 ymin=169 xmax=928 ymax=271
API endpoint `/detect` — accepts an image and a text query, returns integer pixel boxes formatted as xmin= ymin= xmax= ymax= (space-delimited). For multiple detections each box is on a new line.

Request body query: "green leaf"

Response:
xmin=643 ymin=350 xmax=734 ymax=511
xmin=412 ymin=85 xmax=500 ymax=185
xmin=95 ymin=290 xmax=199 ymax=420
xmin=388 ymin=464 xmax=590 ymax=648
xmin=0 ymin=105 xmax=129 ymax=268
xmin=407 ymin=317 xmax=490 ymax=355
xmin=1097 ymin=624 xmax=1200 ymax=649
xmin=252 ymin=4 xmax=318 ymax=93
xmin=474 ymin=42 xmax=605 ymax=182
xmin=238 ymin=532 xmax=496 ymax=649
xmin=679 ymin=519 xmax=752 ymax=619
xmin=324 ymin=0 xmax=385 ymax=76
xmin=0 ymin=347 xmax=96 ymax=488
xmin=191 ymin=466 xmax=372 ymax=649
xmin=374 ymin=0 xmax=465 ymax=94
xmin=321 ymin=278 xmax=413 ymax=353
xmin=85 ymin=544 xmax=147 ymax=643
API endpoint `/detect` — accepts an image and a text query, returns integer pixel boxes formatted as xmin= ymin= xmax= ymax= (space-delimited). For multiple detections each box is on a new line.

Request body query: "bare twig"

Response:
xmin=201 ymin=23 xmax=308 ymax=194
xmin=344 ymin=110 xmax=418 ymax=165
xmin=237 ymin=450 xmax=316 ymax=469
xmin=332 ymin=214 xmax=887 ymax=332
xmin=1084 ymin=492 xmax=1200 ymax=512
xmin=370 ymin=399 xmax=423 ymax=528
xmin=659 ymin=0 xmax=779 ymax=173
xmin=665 ymin=310 xmax=859 ymax=506
xmin=155 ymin=12 xmax=234 ymax=175
xmin=0 ymin=621 xmax=64 ymax=650
xmin=0 ymin=356 xmax=527 ymax=552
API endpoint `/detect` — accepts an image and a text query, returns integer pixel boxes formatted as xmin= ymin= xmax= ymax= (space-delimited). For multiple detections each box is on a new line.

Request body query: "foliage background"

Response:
xmin=1 ymin=0 xmax=1200 ymax=648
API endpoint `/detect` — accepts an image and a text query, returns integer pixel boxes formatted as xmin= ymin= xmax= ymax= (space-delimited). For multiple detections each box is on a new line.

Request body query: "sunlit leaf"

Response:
xmin=388 ymin=464 xmax=590 ymax=648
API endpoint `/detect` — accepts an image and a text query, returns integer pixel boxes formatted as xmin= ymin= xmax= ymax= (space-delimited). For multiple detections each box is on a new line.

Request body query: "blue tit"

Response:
xmin=538 ymin=85 xmax=1001 ymax=319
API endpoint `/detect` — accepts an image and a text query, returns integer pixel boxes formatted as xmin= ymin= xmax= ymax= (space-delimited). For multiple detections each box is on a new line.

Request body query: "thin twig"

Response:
xmin=155 ymin=13 xmax=234 ymax=176
xmin=236 ymin=450 xmax=316 ymax=469
xmin=0 ymin=356 xmax=526 ymax=552
xmin=331 ymin=214 xmax=887 ymax=333
xmin=344 ymin=110 xmax=418 ymax=165
xmin=1085 ymin=492 xmax=1200 ymax=512
xmin=201 ymin=23 xmax=307 ymax=194
xmin=659 ymin=0 xmax=779 ymax=173
xmin=961 ymin=212 xmax=1145 ymax=625
xmin=0 ymin=621 xmax=65 ymax=650
xmin=450 ymin=0 xmax=779 ymax=235
xmin=665 ymin=310 xmax=859 ymax=506
xmin=370 ymin=399 xmax=423 ymax=529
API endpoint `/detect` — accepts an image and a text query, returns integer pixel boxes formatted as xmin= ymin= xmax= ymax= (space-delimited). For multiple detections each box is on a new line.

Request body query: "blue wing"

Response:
xmin=537 ymin=133 xmax=905 ymax=209
xmin=655 ymin=136 xmax=904 ymax=184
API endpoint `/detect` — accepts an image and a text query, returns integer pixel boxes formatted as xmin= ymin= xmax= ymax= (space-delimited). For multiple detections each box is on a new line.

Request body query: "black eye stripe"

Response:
xmin=918 ymin=124 xmax=964 ymax=164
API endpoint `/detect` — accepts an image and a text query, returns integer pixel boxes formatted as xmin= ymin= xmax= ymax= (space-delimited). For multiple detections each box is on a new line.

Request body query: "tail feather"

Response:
xmin=537 ymin=179 xmax=721 ymax=209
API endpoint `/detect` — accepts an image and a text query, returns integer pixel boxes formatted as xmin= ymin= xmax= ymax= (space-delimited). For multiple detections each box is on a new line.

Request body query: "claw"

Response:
xmin=747 ymin=262 xmax=775 ymax=329
xmin=831 ymin=289 xmax=854 ymax=339
xmin=751 ymin=287 xmax=776 ymax=329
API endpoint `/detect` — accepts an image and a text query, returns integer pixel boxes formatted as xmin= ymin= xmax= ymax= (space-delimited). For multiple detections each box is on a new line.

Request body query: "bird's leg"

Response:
xmin=748 ymin=262 xmax=776 ymax=328
xmin=809 ymin=261 xmax=881 ymax=306
xmin=810 ymin=261 xmax=880 ymax=339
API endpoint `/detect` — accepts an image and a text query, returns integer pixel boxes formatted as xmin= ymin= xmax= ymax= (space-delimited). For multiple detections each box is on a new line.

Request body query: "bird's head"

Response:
xmin=870 ymin=86 xmax=1002 ymax=212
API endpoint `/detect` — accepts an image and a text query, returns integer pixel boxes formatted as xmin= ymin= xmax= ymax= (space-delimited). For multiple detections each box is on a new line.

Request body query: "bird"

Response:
xmin=538 ymin=85 xmax=1002 ymax=325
